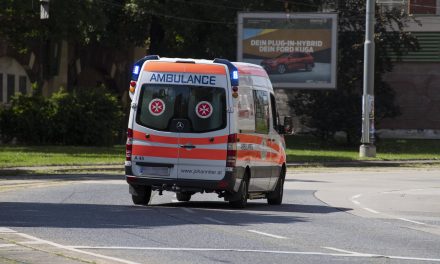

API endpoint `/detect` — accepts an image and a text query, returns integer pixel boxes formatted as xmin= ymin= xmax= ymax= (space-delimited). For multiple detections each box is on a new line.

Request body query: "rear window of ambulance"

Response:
xmin=136 ymin=84 xmax=226 ymax=133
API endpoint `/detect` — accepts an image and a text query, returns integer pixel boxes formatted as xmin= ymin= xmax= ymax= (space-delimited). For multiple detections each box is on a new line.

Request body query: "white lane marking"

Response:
xmin=398 ymin=218 xmax=428 ymax=226
xmin=20 ymin=241 xmax=47 ymax=245
xmin=323 ymin=247 xmax=372 ymax=256
xmin=71 ymin=246 xmax=347 ymax=255
xmin=0 ymin=227 xmax=16 ymax=233
xmin=15 ymin=232 xmax=141 ymax=264
xmin=348 ymin=194 xmax=431 ymax=227
xmin=383 ymin=188 xmax=427 ymax=194
xmin=0 ymin=244 xmax=16 ymax=248
xmin=387 ymin=255 xmax=440 ymax=262
xmin=68 ymin=246 xmax=440 ymax=262
xmin=247 ymin=230 xmax=287 ymax=239
xmin=324 ymin=247 xmax=440 ymax=262
xmin=350 ymin=194 xmax=362 ymax=206
xmin=181 ymin=207 xmax=195 ymax=214
xmin=363 ymin=207 xmax=380 ymax=214
xmin=203 ymin=217 xmax=226 ymax=224
xmin=351 ymin=194 xmax=362 ymax=200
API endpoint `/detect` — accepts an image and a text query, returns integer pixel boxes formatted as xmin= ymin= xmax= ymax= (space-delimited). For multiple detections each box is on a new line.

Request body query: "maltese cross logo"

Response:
xmin=148 ymin=99 xmax=165 ymax=116
xmin=195 ymin=101 xmax=213 ymax=118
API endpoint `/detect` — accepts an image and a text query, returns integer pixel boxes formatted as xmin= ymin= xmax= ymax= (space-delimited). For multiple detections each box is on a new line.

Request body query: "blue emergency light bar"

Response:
xmin=131 ymin=55 xmax=160 ymax=81
xmin=213 ymin=58 xmax=239 ymax=87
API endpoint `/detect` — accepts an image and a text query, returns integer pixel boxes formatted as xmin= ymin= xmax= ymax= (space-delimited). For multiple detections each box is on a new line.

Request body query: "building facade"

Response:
xmin=379 ymin=0 xmax=440 ymax=138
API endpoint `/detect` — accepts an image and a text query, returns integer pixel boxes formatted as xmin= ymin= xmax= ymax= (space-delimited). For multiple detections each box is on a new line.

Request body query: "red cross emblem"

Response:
xmin=148 ymin=98 xmax=165 ymax=116
xmin=195 ymin=101 xmax=213 ymax=119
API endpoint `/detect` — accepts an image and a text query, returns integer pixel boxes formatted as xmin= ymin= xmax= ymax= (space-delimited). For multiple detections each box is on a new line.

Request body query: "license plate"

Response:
xmin=140 ymin=166 xmax=170 ymax=176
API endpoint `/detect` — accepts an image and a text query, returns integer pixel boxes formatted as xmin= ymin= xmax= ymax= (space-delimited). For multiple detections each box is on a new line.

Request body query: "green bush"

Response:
xmin=0 ymin=87 xmax=123 ymax=146
xmin=0 ymin=105 xmax=16 ymax=143
xmin=51 ymin=87 xmax=123 ymax=146
xmin=0 ymin=95 xmax=56 ymax=144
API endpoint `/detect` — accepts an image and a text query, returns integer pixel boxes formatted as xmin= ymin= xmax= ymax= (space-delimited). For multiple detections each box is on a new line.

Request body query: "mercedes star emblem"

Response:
xmin=176 ymin=122 xmax=184 ymax=130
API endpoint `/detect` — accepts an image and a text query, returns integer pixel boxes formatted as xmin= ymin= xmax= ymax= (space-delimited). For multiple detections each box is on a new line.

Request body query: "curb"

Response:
xmin=0 ymin=164 xmax=123 ymax=171
xmin=287 ymin=159 xmax=440 ymax=168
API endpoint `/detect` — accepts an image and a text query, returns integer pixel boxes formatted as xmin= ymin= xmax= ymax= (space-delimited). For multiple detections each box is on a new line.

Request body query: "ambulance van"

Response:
xmin=125 ymin=55 xmax=292 ymax=208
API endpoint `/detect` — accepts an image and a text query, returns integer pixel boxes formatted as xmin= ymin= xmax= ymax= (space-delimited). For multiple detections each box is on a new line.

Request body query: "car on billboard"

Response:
xmin=260 ymin=52 xmax=315 ymax=74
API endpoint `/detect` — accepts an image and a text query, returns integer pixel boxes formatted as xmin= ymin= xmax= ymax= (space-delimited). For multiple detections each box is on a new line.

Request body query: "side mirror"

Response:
xmin=283 ymin=116 xmax=294 ymax=135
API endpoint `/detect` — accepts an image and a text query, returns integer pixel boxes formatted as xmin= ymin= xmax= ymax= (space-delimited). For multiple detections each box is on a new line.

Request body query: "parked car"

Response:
xmin=260 ymin=52 xmax=315 ymax=74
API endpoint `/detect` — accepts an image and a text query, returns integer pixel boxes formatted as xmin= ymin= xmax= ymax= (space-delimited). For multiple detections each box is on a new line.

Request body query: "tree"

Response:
xmin=0 ymin=0 xmax=133 ymax=52
xmin=1 ymin=0 xmax=324 ymax=61
xmin=291 ymin=1 xmax=419 ymax=144
xmin=124 ymin=0 xmax=323 ymax=59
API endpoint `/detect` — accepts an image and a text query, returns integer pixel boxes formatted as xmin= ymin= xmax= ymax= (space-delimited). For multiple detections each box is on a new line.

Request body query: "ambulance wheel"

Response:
xmin=176 ymin=192 xmax=192 ymax=202
xmin=267 ymin=169 xmax=285 ymax=205
xmin=131 ymin=185 xmax=152 ymax=205
xmin=229 ymin=178 xmax=248 ymax=209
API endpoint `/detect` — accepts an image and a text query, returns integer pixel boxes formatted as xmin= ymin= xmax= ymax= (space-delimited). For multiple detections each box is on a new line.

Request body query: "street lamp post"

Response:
xmin=40 ymin=0 xmax=49 ymax=20
xmin=360 ymin=0 xmax=377 ymax=158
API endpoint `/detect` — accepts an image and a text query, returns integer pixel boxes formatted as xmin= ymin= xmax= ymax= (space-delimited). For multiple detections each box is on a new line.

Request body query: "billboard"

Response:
xmin=237 ymin=13 xmax=338 ymax=89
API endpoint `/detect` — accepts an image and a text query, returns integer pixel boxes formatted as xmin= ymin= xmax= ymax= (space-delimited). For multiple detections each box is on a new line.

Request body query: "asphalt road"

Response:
xmin=1 ymin=168 xmax=439 ymax=264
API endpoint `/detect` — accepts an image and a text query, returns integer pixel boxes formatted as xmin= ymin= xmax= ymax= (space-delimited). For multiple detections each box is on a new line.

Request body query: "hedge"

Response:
xmin=0 ymin=87 xmax=124 ymax=146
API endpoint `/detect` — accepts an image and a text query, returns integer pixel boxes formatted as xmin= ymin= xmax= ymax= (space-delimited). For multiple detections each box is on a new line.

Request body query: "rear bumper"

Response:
xmin=125 ymin=165 xmax=243 ymax=193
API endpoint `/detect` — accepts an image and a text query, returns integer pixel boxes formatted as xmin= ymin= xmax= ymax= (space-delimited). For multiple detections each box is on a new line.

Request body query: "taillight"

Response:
xmin=226 ymin=133 xmax=237 ymax=168
xmin=129 ymin=80 xmax=136 ymax=93
xmin=232 ymin=86 xmax=239 ymax=98
xmin=126 ymin=128 xmax=133 ymax=161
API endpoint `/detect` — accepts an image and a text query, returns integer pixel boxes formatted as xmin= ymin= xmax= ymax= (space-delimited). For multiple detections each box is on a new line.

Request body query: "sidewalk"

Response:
xmin=287 ymin=159 xmax=440 ymax=167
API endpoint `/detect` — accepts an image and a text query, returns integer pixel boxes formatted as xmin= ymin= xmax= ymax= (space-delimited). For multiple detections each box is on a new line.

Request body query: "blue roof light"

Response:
xmin=131 ymin=55 xmax=160 ymax=81
xmin=132 ymin=65 xmax=140 ymax=75
xmin=232 ymin=70 xmax=238 ymax=80
xmin=213 ymin=58 xmax=239 ymax=87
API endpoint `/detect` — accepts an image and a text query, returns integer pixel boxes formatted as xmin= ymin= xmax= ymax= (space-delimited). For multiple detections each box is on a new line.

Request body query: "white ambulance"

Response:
xmin=125 ymin=56 xmax=291 ymax=208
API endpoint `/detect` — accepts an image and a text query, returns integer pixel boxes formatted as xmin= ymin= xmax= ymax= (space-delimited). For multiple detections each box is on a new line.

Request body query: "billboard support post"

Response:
xmin=360 ymin=0 xmax=377 ymax=158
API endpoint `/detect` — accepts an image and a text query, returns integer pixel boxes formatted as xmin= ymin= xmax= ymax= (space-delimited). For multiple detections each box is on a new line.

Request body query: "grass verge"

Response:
xmin=1 ymin=136 xmax=439 ymax=168
xmin=285 ymin=136 xmax=440 ymax=162
xmin=0 ymin=145 xmax=124 ymax=168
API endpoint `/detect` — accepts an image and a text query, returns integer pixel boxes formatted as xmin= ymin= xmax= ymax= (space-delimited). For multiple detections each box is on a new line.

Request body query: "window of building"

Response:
xmin=409 ymin=0 xmax=438 ymax=14
xmin=19 ymin=76 xmax=27 ymax=94
xmin=7 ymin=74 xmax=15 ymax=102
xmin=0 ymin=73 xmax=3 ymax=103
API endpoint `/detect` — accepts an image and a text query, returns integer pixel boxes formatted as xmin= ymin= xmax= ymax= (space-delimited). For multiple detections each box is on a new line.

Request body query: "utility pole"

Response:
xmin=360 ymin=0 xmax=377 ymax=158
xmin=38 ymin=0 xmax=49 ymax=95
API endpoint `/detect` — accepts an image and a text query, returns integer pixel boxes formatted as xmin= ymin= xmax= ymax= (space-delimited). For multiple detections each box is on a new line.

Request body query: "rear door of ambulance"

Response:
xmin=131 ymin=61 xmax=230 ymax=182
